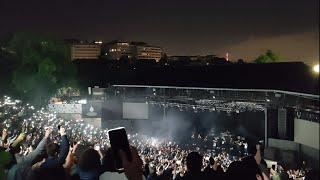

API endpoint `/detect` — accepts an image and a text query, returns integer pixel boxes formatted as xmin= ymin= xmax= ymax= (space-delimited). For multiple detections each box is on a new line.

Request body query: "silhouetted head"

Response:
xmin=209 ymin=157 xmax=215 ymax=166
xmin=227 ymin=156 xmax=269 ymax=180
xmin=46 ymin=142 xmax=58 ymax=157
xmin=186 ymin=151 xmax=202 ymax=173
xmin=78 ymin=148 xmax=100 ymax=171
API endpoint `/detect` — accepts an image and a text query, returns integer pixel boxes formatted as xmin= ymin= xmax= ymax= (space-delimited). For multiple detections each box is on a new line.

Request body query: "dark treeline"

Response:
xmin=74 ymin=60 xmax=319 ymax=95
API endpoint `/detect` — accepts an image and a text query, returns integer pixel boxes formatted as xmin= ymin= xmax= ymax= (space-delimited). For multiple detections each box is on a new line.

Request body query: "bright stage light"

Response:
xmin=150 ymin=138 xmax=158 ymax=147
xmin=313 ymin=64 xmax=319 ymax=73
xmin=151 ymin=139 xmax=157 ymax=146
xmin=78 ymin=99 xmax=87 ymax=104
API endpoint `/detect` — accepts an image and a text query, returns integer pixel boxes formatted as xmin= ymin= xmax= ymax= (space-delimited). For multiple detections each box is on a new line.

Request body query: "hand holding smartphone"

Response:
xmin=108 ymin=127 xmax=132 ymax=170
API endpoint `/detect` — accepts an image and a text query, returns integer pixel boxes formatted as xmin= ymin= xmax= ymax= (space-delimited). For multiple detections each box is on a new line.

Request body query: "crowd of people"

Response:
xmin=0 ymin=96 xmax=317 ymax=180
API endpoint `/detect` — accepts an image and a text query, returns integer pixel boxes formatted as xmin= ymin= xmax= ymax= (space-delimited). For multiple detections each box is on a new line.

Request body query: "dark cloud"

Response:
xmin=0 ymin=0 xmax=318 ymax=63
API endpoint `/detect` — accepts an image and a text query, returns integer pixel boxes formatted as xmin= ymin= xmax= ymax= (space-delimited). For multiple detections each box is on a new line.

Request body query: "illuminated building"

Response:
xmin=102 ymin=41 xmax=164 ymax=61
xmin=103 ymin=41 xmax=134 ymax=60
xmin=134 ymin=45 xmax=163 ymax=62
xmin=71 ymin=44 xmax=101 ymax=60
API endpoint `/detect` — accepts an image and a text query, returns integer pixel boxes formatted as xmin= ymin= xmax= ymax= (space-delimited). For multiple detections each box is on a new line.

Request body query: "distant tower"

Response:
xmin=226 ymin=52 xmax=229 ymax=61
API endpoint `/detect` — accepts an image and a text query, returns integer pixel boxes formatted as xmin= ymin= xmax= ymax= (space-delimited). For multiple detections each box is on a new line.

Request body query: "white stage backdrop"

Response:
xmin=48 ymin=104 xmax=82 ymax=114
xmin=294 ymin=118 xmax=319 ymax=150
xmin=122 ymin=102 xmax=149 ymax=120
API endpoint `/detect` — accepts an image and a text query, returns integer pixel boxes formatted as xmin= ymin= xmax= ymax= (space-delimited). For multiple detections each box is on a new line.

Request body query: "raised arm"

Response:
xmin=11 ymin=133 xmax=25 ymax=148
xmin=16 ymin=128 xmax=52 ymax=164
xmin=57 ymin=127 xmax=70 ymax=164
xmin=254 ymin=144 xmax=261 ymax=165
xmin=120 ymin=146 xmax=144 ymax=180
xmin=63 ymin=142 xmax=78 ymax=169
xmin=0 ymin=129 xmax=8 ymax=147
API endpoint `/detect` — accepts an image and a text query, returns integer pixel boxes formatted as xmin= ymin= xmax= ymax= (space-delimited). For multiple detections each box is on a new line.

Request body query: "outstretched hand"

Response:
xmin=71 ymin=142 xmax=79 ymax=153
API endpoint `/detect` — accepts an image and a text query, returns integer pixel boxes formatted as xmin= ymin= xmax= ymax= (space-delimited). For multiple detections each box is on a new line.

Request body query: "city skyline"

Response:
xmin=0 ymin=0 xmax=318 ymax=65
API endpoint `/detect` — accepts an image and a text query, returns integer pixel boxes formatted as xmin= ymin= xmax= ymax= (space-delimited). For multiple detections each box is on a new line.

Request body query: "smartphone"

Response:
xmin=58 ymin=125 xmax=61 ymax=131
xmin=108 ymin=127 xmax=132 ymax=170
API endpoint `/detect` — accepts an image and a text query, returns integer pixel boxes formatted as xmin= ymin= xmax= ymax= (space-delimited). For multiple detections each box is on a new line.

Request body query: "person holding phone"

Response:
xmin=36 ymin=126 xmax=70 ymax=179
xmin=99 ymin=127 xmax=145 ymax=180
xmin=100 ymin=146 xmax=145 ymax=180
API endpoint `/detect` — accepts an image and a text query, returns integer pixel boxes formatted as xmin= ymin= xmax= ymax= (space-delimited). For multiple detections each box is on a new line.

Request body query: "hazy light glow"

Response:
xmin=313 ymin=64 xmax=319 ymax=73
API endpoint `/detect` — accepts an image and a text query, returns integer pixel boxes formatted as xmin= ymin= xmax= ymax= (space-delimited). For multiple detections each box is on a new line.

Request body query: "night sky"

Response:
xmin=0 ymin=0 xmax=318 ymax=65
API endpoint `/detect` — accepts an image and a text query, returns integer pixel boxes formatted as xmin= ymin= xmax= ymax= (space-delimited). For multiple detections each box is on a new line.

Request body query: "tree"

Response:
xmin=119 ymin=55 xmax=130 ymax=64
xmin=159 ymin=53 xmax=168 ymax=64
xmin=3 ymin=32 xmax=78 ymax=105
xmin=55 ymin=86 xmax=80 ymax=102
xmin=237 ymin=59 xmax=245 ymax=64
xmin=254 ymin=50 xmax=280 ymax=63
